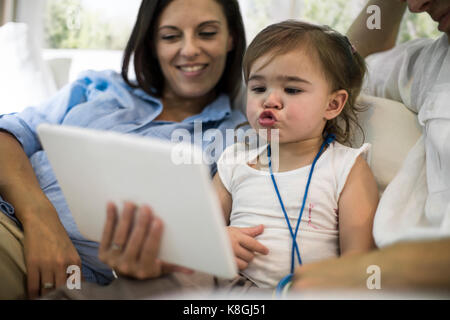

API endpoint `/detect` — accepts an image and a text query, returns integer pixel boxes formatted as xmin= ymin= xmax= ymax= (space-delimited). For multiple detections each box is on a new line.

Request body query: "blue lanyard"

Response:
xmin=268 ymin=134 xmax=335 ymax=295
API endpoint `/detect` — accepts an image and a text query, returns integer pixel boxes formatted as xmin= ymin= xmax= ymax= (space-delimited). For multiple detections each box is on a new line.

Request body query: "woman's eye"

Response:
xmin=199 ymin=31 xmax=217 ymax=38
xmin=251 ymin=87 xmax=266 ymax=93
xmin=161 ymin=34 xmax=180 ymax=41
xmin=285 ymin=88 xmax=302 ymax=94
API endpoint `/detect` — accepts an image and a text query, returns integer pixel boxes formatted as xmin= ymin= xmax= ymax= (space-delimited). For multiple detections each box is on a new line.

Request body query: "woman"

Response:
xmin=0 ymin=0 xmax=246 ymax=299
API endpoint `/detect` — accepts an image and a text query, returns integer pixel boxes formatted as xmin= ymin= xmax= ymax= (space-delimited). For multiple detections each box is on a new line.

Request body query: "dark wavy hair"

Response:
xmin=121 ymin=0 xmax=246 ymax=101
xmin=243 ymin=20 xmax=367 ymax=145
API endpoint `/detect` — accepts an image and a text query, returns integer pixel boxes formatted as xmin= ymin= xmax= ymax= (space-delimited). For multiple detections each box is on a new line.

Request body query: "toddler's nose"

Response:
xmin=263 ymin=91 xmax=283 ymax=109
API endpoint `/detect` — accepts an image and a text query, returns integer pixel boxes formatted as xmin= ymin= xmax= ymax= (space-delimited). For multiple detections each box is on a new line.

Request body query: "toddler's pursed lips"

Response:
xmin=259 ymin=111 xmax=277 ymax=121
xmin=258 ymin=111 xmax=278 ymax=127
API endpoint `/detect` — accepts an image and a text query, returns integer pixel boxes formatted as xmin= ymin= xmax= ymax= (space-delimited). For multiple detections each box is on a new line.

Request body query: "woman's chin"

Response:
xmin=172 ymin=86 xmax=217 ymax=100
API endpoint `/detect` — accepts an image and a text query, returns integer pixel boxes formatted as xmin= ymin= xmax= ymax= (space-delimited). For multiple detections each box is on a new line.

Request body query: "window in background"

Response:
xmin=398 ymin=10 xmax=441 ymax=42
xmin=42 ymin=0 xmax=441 ymax=50
xmin=44 ymin=0 xmax=141 ymax=50
xmin=300 ymin=0 xmax=367 ymax=34
xmin=239 ymin=0 xmax=440 ymax=44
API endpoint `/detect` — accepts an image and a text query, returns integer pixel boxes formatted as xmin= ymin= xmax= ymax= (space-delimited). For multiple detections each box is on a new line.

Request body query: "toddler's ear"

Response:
xmin=324 ymin=90 xmax=348 ymax=120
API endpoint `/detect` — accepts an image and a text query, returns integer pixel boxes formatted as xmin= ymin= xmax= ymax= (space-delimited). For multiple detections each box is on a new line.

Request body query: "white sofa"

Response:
xmin=42 ymin=49 xmax=124 ymax=91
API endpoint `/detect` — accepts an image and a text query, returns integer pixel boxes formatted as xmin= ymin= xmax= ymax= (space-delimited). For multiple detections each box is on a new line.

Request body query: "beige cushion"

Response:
xmin=355 ymin=94 xmax=422 ymax=192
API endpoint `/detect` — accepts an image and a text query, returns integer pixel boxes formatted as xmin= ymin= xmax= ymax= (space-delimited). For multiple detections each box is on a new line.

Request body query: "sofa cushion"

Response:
xmin=356 ymin=94 xmax=423 ymax=192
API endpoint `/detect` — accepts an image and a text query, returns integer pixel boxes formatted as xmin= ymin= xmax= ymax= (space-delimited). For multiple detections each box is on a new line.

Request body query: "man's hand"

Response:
xmin=291 ymin=253 xmax=369 ymax=290
xmin=292 ymin=240 xmax=450 ymax=291
xmin=227 ymin=225 xmax=269 ymax=270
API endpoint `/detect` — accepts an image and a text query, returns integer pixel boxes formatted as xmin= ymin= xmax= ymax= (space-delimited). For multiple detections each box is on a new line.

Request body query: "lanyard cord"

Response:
xmin=268 ymin=147 xmax=301 ymax=269
xmin=268 ymin=134 xmax=336 ymax=277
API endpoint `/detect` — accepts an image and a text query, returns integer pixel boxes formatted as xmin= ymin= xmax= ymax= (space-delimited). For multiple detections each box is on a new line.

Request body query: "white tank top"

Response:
xmin=217 ymin=141 xmax=371 ymax=288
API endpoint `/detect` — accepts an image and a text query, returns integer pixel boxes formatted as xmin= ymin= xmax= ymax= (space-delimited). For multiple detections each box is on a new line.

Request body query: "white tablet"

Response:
xmin=37 ymin=124 xmax=237 ymax=279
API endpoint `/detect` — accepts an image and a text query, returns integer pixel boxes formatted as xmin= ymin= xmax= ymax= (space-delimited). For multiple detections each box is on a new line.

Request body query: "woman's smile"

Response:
xmin=176 ymin=63 xmax=209 ymax=77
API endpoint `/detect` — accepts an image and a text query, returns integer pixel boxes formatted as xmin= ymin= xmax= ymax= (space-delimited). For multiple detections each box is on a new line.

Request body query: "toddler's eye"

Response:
xmin=251 ymin=86 xmax=266 ymax=93
xmin=285 ymin=88 xmax=302 ymax=94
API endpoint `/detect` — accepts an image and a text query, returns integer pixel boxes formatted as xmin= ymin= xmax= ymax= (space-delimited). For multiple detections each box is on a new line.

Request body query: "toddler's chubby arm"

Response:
xmin=213 ymin=174 xmax=269 ymax=270
xmin=338 ymin=155 xmax=379 ymax=255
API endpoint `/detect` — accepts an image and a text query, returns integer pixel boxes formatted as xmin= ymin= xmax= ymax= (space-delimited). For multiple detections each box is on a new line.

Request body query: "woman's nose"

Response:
xmin=180 ymin=36 xmax=201 ymax=59
xmin=407 ymin=0 xmax=432 ymax=13
xmin=263 ymin=91 xmax=283 ymax=109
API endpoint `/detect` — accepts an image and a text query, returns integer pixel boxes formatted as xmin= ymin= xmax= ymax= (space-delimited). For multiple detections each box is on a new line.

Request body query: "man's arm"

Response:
xmin=292 ymin=238 xmax=450 ymax=290
xmin=347 ymin=0 xmax=407 ymax=58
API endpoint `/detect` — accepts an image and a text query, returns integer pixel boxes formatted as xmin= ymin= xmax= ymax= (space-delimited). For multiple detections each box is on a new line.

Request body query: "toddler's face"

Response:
xmin=246 ymin=49 xmax=334 ymax=144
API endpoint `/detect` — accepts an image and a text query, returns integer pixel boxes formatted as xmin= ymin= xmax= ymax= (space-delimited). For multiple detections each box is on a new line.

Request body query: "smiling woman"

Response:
xmin=0 ymin=0 xmax=247 ymax=300
xmin=155 ymin=0 xmax=234 ymax=111
xmin=122 ymin=0 xmax=246 ymax=107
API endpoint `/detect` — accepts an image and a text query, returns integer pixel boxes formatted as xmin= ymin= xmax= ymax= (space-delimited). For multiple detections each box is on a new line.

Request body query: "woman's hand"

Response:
xmin=0 ymin=132 xmax=82 ymax=299
xmin=22 ymin=204 xmax=82 ymax=299
xmin=227 ymin=225 xmax=269 ymax=271
xmin=99 ymin=202 xmax=192 ymax=280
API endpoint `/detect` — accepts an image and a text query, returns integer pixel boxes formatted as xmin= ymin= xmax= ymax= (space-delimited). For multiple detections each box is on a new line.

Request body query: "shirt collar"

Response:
xmin=183 ymin=94 xmax=232 ymax=123
xmin=132 ymin=87 xmax=162 ymax=106
xmin=132 ymin=89 xmax=232 ymax=123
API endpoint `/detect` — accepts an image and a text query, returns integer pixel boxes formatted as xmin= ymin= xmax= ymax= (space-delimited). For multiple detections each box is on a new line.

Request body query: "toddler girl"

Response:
xmin=214 ymin=20 xmax=379 ymax=289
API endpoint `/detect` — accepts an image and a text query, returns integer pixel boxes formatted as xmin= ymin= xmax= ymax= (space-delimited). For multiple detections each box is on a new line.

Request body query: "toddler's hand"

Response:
xmin=227 ymin=225 xmax=269 ymax=270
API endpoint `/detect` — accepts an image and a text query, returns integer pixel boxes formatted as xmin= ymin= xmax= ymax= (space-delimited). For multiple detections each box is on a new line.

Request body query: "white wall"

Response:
xmin=239 ymin=0 xmax=304 ymax=43
xmin=15 ymin=0 xmax=46 ymax=46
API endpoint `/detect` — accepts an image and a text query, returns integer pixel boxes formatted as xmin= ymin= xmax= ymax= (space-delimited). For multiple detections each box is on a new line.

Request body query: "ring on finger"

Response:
xmin=111 ymin=242 xmax=123 ymax=252
xmin=43 ymin=282 xmax=55 ymax=290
